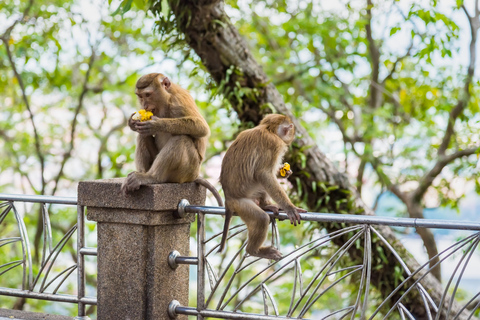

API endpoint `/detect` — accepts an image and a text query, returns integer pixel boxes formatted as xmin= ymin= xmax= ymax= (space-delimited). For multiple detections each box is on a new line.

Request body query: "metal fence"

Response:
xmin=2 ymin=193 xmax=480 ymax=320
xmin=168 ymin=200 xmax=480 ymax=320
xmin=0 ymin=194 xmax=97 ymax=319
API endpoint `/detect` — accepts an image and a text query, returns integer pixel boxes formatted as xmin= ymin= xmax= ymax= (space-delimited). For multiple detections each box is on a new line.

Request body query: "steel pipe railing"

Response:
xmin=178 ymin=200 xmax=480 ymax=231
xmin=0 ymin=193 xmax=77 ymax=205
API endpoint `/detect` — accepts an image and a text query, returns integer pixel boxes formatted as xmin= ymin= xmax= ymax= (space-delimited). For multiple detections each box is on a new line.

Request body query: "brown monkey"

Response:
xmin=218 ymin=114 xmax=307 ymax=260
xmin=121 ymin=73 xmax=223 ymax=206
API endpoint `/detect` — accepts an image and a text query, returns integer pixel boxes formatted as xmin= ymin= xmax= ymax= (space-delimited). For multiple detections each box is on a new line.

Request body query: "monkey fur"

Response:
xmin=121 ymin=73 xmax=222 ymax=206
xmin=218 ymin=114 xmax=306 ymax=260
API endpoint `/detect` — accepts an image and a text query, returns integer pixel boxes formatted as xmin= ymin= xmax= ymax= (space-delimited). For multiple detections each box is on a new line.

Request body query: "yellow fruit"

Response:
xmin=279 ymin=163 xmax=291 ymax=177
xmin=132 ymin=109 xmax=153 ymax=121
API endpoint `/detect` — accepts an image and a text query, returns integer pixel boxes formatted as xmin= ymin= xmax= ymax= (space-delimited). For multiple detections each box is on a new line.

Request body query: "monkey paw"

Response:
xmin=121 ymin=172 xmax=142 ymax=195
xmin=251 ymin=246 xmax=283 ymax=261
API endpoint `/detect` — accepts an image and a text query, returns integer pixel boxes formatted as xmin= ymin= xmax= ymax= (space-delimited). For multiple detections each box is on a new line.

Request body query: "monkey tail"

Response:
xmin=218 ymin=206 xmax=233 ymax=253
xmin=194 ymin=178 xmax=224 ymax=207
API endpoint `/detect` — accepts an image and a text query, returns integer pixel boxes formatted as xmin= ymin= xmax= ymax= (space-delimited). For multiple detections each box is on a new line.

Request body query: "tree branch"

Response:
xmin=438 ymin=5 xmax=478 ymax=156
xmin=0 ymin=0 xmax=34 ymax=41
xmin=1 ymin=0 xmax=46 ymax=193
xmin=412 ymin=146 xmax=479 ymax=202
xmin=51 ymin=46 xmax=96 ymax=195
xmin=365 ymin=0 xmax=381 ymax=109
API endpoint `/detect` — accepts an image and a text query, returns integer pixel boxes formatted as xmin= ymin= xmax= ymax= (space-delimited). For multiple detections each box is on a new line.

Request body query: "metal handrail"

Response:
xmin=179 ymin=201 xmax=480 ymax=231
xmin=0 ymin=193 xmax=77 ymax=205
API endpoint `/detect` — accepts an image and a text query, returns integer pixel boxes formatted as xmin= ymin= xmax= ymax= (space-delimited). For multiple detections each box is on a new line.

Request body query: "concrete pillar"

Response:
xmin=78 ymin=178 xmax=205 ymax=320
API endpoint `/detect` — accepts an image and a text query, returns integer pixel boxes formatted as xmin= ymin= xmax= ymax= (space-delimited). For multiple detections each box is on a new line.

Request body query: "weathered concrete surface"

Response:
xmin=78 ymin=178 xmax=205 ymax=211
xmin=78 ymin=179 xmax=205 ymax=320
xmin=0 ymin=309 xmax=73 ymax=320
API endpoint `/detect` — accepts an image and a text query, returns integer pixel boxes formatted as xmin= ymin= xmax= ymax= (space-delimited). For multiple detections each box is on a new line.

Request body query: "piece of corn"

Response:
xmin=132 ymin=109 xmax=153 ymax=121
xmin=279 ymin=162 xmax=291 ymax=177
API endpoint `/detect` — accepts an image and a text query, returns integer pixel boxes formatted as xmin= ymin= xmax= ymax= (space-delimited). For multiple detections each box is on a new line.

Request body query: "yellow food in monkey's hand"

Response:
xmin=132 ymin=109 xmax=153 ymax=121
xmin=279 ymin=162 xmax=291 ymax=177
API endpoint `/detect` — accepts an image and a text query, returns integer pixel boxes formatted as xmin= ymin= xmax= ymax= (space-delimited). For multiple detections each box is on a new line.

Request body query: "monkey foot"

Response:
xmin=249 ymin=246 xmax=282 ymax=261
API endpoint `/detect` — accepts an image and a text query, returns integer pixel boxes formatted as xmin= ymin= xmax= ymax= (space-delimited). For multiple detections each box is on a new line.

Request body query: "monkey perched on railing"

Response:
xmin=121 ymin=73 xmax=222 ymax=206
xmin=218 ymin=114 xmax=307 ymax=261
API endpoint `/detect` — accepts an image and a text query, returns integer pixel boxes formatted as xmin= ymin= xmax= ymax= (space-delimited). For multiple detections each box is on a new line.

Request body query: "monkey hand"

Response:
xmin=128 ymin=114 xmax=140 ymax=132
xmin=284 ymin=205 xmax=306 ymax=226
xmin=134 ymin=116 xmax=161 ymax=135
xmin=279 ymin=163 xmax=292 ymax=178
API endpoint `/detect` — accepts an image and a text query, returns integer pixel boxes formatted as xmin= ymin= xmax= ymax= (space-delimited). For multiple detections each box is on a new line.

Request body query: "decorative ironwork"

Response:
xmin=0 ymin=194 xmax=97 ymax=319
xmin=171 ymin=201 xmax=480 ymax=320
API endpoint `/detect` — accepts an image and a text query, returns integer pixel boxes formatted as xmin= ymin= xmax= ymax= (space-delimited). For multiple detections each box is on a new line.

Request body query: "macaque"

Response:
xmin=121 ymin=73 xmax=223 ymax=206
xmin=218 ymin=114 xmax=307 ymax=260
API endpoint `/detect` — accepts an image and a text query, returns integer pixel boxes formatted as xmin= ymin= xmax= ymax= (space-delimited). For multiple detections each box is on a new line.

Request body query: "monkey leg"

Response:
xmin=147 ymin=135 xmax=201 ymax=183
xmin=134 ymin=135 xmax=157 ymax=172
xmin=233 ymin=199 xmax=282 ymax=261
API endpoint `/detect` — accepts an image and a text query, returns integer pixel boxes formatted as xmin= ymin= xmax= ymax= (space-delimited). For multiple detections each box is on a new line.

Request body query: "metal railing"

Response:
xmin=169 ymin=200 xmax=480 ymax=320
xmin=0 ymin=194 xmax=97 ymax=319
xmin=2 ymin=193 xmax=480 ymax=319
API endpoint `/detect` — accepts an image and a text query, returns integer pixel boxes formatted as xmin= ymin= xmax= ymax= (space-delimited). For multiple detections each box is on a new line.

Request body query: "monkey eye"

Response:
xmin=145 ymin=93 xmax=151 ymax=98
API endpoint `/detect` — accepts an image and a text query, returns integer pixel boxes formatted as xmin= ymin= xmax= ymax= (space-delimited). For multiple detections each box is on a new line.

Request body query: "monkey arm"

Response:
xmin=256 ymin=172 xmax=295 ymax=210
xmin=135 ymin=116 xmax=210 ymax=138
xmin=256 ymin=172 xmax=304 ymax=226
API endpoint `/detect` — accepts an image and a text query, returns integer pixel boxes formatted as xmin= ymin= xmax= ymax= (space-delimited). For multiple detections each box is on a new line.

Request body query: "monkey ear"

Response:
xmin=162 ymin=77 xmax=171 ymax=90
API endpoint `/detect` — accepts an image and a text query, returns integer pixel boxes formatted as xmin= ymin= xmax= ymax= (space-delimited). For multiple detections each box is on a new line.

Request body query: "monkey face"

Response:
xmin=135 ymin=85 xmax=160 ymax=113
xmin=277 ymin=120 xmax=295 ymax=144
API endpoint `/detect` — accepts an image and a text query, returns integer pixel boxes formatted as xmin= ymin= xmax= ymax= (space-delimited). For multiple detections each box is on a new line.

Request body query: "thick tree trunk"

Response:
xmin=150 ymin=0 xmax=468 ymax=318
xmin=406 ymin=201 xmax=442 ymax=281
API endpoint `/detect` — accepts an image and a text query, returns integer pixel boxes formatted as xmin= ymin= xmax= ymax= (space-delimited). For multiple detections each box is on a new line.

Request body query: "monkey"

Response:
xmin=121 ymin=72 xmax=223 ymax=207
xmin=218 ymin=114 xmax=307 ymax=260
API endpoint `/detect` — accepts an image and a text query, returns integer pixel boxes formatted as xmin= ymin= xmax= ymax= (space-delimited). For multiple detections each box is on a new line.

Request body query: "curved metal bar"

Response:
xmin=294 ymin=229 xmax=365 ymax=316
xmin=205 ymin=223 xmax=246 ymax=244
xmin=375 ymin=232 xmax=479 ymax=319
xmin=53 ymin=265 xmax=78 ymax=294
xmin=467 ymin=298 xmax=480 ymax=320
xmin=205 ymin=225 xmax=248 ymax=257
xmin=261 ymin=283 xmax=279 ymax=316
xmin=297 ymin=230 xmax=366 ymax=318
xmin=33 ymin=224 xmax=77 ymax=292
xmin=41 ymin=203 xmax=53 ymax=268
xmin=11 ymin=203 xmax=32 ymax=290
xmin=40 ymin=264 xmax=77 ymax=293
xmin=370 ymin=226 xmax=437 ymax=314
xmin=298 ymin=266 xmax=363 ymax=318
xmin=440 ymin=237 xmax=480 ymax=319
xmin=215 ymin=248 xmax=248 ymax=310
xmin=452 ymin=291 xmax=480 ymax=320
xmin=0 ymin=237 xmax=21 ymax=248
xmin=237 ymin=225 xmax=362 ymax=274
xmin=287 ymin=259 xmax=302 ymax=314
xmin=0 ymin=202 xmax=12 ymax=224
xmin=233 ymin=228 xmax=364 ymax=314
xmin=207 ymin=241 xmax=247 ymax=308
xmin=398 ymin=303 xmax=416 ymax=320
xmin=0 ymin=261 xmax=23 ymax=276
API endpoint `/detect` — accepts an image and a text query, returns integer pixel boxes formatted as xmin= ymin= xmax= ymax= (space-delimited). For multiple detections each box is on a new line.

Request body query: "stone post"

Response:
xmin=78 ymin=178 xmax=205 ymax=320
